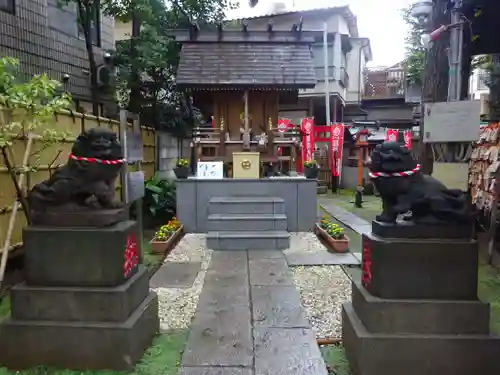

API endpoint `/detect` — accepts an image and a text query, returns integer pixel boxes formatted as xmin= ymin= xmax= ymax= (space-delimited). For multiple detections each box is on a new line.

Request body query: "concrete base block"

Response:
xmin=362 ymin=233 xmax=478 ymax=300
xmin=351 ymin=281 xmax=490 ymax=335
xmin=11 ymin=266 xmax=149 ymax=322
xmin=0 ymin=292 xmax=159 ymax=371
xmin=24 ymin=221 xmax=140 ymax=287
xmin=342 ymin=303 xmax=500 ymax=375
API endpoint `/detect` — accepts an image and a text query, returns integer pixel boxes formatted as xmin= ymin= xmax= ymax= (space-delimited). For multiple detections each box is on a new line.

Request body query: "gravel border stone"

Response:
xmin=151 ymin=234 xmax=212 ymax=332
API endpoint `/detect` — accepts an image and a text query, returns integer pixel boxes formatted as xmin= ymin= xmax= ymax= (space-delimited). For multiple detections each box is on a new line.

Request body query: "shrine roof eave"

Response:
xmin=176 ymin=83 xmax=316 ymax=91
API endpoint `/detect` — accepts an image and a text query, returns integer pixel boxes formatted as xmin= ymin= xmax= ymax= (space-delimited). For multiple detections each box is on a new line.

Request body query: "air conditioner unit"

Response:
xmin=480 ymin=93 xmax=489 ymax=116
xmin=93 ymin=65 xmax=112 ymax=87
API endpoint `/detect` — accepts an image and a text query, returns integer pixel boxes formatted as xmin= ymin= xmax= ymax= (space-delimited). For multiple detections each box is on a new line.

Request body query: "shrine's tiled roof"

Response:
xmin=174 ymin=30 xmax=316 ymax=90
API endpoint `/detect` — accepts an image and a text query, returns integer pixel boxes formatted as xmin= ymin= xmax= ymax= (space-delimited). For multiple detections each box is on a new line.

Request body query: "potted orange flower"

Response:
xmin=316 ymin=216 xmax=350 ymax=253
xmin=150 ymin=217 xmax=183 ymax=254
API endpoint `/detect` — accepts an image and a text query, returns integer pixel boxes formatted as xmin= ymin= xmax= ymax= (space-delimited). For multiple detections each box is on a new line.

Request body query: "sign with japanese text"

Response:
xmin=385 ymin=129 xmax=399 ymax=142
xmin=330 ymin=124 xmax=344 ymax=177
xmin=361 ymin=239 xmax=372 ymax=287
xmin=277 ymin=118 xmax=291 ymax=133
xmin=301 ymin=118 xmax=315 ymax=166
xmin=197 ymin=161 xmax=224 ymax=179
xmin=403 ymin=130 xmax=413 ymax=149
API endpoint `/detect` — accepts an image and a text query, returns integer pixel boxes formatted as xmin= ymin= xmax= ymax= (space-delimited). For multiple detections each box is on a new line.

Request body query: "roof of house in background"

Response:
xmin=226 ymin=5 xmax=359 ymax=38
xmin=174 ymin=30 xmax=317 ymax=90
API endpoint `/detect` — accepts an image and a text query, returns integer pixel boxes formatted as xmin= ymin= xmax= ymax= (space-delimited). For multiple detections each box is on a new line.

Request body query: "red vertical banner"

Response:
xmin=277 ymin=119 xmax=291 ymax=133
xmin=330 ymin=124 xmax=344 ymax=177
xmin=385 ymin=129 xmax=398 ymax=142
xmin=301 ymin=118 xmax=315 ymax=165
xmin=403 ymin=130 xmax=412 ymax=149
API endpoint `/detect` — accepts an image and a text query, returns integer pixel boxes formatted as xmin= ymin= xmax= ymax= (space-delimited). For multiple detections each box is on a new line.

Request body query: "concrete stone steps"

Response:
xmin=207 ymin=231 xmax=290 ymax=251
xmin=208 ymin=196 xmax=285 ymax=215
xmin=206 ymin=213 xmax=287 ymax=231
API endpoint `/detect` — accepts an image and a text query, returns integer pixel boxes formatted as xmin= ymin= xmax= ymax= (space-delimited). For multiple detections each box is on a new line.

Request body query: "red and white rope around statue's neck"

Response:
xmin=68 ymin=153 xmax=127 ymax=165
xmin=369 ymin=164 xmax=421 ymax=179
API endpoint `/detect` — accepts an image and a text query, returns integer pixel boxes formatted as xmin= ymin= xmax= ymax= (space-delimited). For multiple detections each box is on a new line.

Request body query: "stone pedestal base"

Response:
xmin=343 ymin=221 xmax=500 ymax=375
xmin=0 ymin=222 xmax=159 ymax=371
xmin=0 ymin=293 xmax=158 ymax=370
xmin=342 ymin=302 xmax=500 ymax=375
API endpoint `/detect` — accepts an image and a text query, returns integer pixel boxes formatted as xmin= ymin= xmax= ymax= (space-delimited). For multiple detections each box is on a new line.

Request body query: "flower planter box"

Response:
xmin=174 ymin=166 xmax=190 ymax=179
xmin=315 ymin=223 xmax=350 ymax=253
xmin=150 ymin=225 xmax=184 ymax=255
xmin=303 ymin=166 xmax=319 ymax=179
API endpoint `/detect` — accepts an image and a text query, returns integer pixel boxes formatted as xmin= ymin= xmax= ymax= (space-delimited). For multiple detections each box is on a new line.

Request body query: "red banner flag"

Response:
xmin=277 ymin=118 xmax=291 ymax=133
xmin=385 ymin=129 xmax=398 ymax=142
xmin=403 ymin=130 xmax=412 ymax=149
xmin=330 ymin=124 xmax=344 ymax=177
xmin=301 ymin=118 xmax=315 ymax=167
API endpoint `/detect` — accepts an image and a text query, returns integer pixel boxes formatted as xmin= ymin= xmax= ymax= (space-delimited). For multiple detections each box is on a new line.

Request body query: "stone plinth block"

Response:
xmin=342 ymin=303 xmax=500 ymax=375
xmin=0 ymin=292 xmax=159 ymax=371
xmin=11 ymin=266 xmax=149 ymax=322
xmin=371 ymin=220 xmax=474 ymax=240
xmin=361 ymin=233 xmax=478 ymax=300
xmin=24 ymin=221 xmax=140 ymax=287
xmin=351 ymin=281 xmax=489 ymax=335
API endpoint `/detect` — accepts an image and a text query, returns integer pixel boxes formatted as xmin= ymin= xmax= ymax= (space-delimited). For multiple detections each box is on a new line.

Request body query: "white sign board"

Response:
xmin=196 ymin=161 xmax=224 ymax=179
xmin=423 ymin=100 xmax=481 ymax=143
xmin=126 ymin=171 xmax=145 ymax=203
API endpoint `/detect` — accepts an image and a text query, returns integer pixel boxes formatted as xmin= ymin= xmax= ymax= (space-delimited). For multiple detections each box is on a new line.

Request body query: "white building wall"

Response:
xmin=346 ymin=39 xmax=369 ymax=103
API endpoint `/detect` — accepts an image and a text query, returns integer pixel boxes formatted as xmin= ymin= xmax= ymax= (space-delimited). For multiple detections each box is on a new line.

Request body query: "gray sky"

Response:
xmin=227 ymin=0 xmax=414 ymax=67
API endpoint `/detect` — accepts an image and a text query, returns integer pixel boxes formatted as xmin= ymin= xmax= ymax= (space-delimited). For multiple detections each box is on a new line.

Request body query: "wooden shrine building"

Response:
xmin=173 ymin=22 xmax=316 ymax=175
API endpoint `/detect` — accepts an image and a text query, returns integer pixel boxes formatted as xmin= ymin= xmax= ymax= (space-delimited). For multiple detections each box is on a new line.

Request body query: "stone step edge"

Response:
xmin=208 ymin=214 xmax=287 ymax=221
xmin=344 ymin=303 xmax=500 ymax=340
xmin=207 ymin=231 xmax=289 ymax=238
xmin=5 ymin=292 xmax=157 ymax=328
xmin=209 ymin=196 xmax=285 ymax=204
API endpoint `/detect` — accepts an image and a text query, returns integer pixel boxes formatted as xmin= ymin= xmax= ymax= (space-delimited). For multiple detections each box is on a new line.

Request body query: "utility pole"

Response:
xmin=447 ymin=0 xmax=463 ymax=101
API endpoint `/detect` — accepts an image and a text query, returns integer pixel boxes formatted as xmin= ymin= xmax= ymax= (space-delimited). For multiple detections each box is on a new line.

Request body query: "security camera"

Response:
xmin=103 ymin=52 xmax=112 ymax=63
xmin=61 ymin=74 xmax=70 ymax=83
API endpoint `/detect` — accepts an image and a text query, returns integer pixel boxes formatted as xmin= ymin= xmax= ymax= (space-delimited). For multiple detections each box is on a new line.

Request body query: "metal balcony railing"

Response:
xmin=363 ymin=67 xmax=405 ymax=99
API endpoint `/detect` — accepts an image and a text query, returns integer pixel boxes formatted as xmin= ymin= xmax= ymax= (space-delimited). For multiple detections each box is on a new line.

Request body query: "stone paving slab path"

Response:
xmin=318 ymin=198 xmax=372 ymax=236
xmin=150 ymin=262 xmax=201 ymax=288
xmin=178 ymin=250 xmax=328 ymax=375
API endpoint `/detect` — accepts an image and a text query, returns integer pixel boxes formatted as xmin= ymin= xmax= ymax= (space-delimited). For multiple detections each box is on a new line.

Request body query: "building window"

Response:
xmin=78 ymin=1 xmax=101 ymax=47
xmin=0 ymin=0 xmax=15 ymax=14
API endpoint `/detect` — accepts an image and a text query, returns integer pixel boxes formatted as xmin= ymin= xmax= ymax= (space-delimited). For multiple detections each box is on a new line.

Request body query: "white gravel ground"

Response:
xmin=293 ymin=265 xmax=352 ymax=339
xmin=153 ymin=234 xmax=211 ymax=332
xmin=285 ymin=232 xmax=327 ymax=253
xmin=287 ymin=232 xmax=353 ymax=339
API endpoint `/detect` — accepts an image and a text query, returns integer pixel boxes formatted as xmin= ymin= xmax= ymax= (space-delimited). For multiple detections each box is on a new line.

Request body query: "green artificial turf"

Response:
xmin=321 ymin=344 xmax=350 ymax=375
xmin=0 ymin=330 xmax=187 ymax=375
xmin=478 ymin=258 xmax=500 ymax=335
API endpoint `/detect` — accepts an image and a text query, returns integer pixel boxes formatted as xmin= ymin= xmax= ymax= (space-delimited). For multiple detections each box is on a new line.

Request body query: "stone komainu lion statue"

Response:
xmin=27 ymin=128 xmax=125 ymax=213
xmin=369 ymin=142 xmax=470 ymax=224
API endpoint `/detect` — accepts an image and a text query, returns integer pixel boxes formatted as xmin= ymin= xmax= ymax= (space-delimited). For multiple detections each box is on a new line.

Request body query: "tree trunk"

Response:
xmin=128 ymin=11 xmax=142 ymax=114
xmin=489 ymin=54 xmax=500 ymax=121
xmin=418 ymin=0 xmax=451 ymax=175
xmin=78 ymin=1 xmax=100 ymax=116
